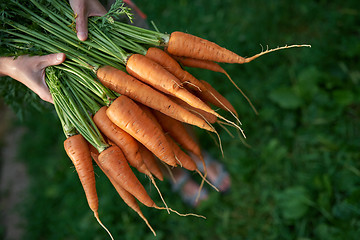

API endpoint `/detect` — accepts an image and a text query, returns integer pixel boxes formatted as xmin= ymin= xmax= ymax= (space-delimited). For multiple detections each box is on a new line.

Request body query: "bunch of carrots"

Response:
xmin=0 ymin=0 xmax=310 ymax=238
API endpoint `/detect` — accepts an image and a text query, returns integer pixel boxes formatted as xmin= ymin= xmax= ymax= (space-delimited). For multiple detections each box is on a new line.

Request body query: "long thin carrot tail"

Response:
xmin=220 ymin=69 xmax=258 ymax=115
xmin=94 ymin=211 xmax=114 ymax=240
xmin=186 ymin=107 xmax=225 ymax=157
xmin=206 ymin=92 xmax=247 ymax=140
xmin=196 ymin=169 xmax=219 ymax=192
xmin=194 ymin=154 xmax=207 ymax=203
xmin=181 ymin=80 xmax=202 ymax=92
xmin=217 ymin=120 xmax=235 ymax=138
xmin=154 ymin=205 xmax=206 ymax=219
xmin=137 ymin=210 xmax=156 ymax=236
xmin=244 ymin=44 xmax=311 ymax=63
xmin=148 ymin=173 xmax=170 ymax=214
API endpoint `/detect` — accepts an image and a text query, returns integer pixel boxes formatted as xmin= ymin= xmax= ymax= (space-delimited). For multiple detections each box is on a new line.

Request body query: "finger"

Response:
xmin=75 ymin=12 xmax=88 ymax=41
xmin=88 ymin=4 xmax=107 ymax=17
xmin=39 ymin=53 xmax=66 ymax=69
xmin=37 ymin=87 xmax=54 ymax=104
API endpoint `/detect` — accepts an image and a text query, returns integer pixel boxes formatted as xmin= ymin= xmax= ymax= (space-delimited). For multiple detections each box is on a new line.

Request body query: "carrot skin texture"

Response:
xmin=139 ymin=105 xmax=197 ymax=171
xmin=138 ymin=143 xmax=164 ymax=181
xmin=166 ymin=135 xmax=197 ymax=171
xmin=64 ymin=134 xmax=98 ymax=213
xmin=171 ymin=55 xmax=226 ymax=73
xmin=97 ymin=145 xmax=155 ymax=207
xmin=144 ymin=48 xmax=236 ymax=114
xmin=125 ymin=54 xmax=217 ymax=117
xmin=106 ymin=95 xmax=177 ymax=167
xmin=96 ymin=66 xmax=213 ymax=132
xmin=93 ymin=106 xmax=148 ymax=174
xmin=153 ymin=110 xmax=202 ymax=158
xmin=166 ymin=31 xmax=246 ymax=63
xmin=145 ymin=47 xmax=205 ymax=92
xmin=90 ymin=146 xmax=149 ymax=213
xmin=197 ymin=80 xmax=237 ymax=115
xmin=170 ymin=95 xmax=218 ymax=124
xmin=90 ymin=146 xmax=156 ymax=235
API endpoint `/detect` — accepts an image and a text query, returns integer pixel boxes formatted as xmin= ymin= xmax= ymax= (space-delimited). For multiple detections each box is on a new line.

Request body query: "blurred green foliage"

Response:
xmin=1 ymin=0 xmax=359 ymax=239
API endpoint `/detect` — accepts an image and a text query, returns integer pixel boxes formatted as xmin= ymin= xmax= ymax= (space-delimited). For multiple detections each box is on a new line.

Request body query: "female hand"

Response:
xmin=69 ymin=0 xmax=107 ymax=41
xmin=0 ymin=53 xmax=66 ymax=104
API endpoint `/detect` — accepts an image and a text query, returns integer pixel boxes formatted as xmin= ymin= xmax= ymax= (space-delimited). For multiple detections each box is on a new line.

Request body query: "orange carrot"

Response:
xmin=166 ymin=135 xmax=197 ymax=171
xmin=90 ymin=145 xmax=156 ymax=236
xmin=96 ymin=65 xmax=214 ymax=132
xmin=166 ymin=31 xmax=310 ymax=63
xmin=196 ymin=80 xmax=237 ymax=115
xmin=145 ymin=47 xmax=205 ymax=92
xmin=106 ymin=95 xmax=177 ymax=167
xmin=94 ymin=106 xmax=170 ymax=211
xmin=138 ymin=143 xmax=164 ymax=181
xmin=97 ymin=145 xmax=155 ymax=208
xmin=136 ymin=103 xmax=191 ymax=168
xmin=126 ymin=54 xmax=239 ymax=128
xmin=145 ymin=47 xmax=236 ymax=116
xmin=64 ymin=134 xmax=113 ymax=240
xmin=166 ymin=31 xmax=246 ymax=63
xmin=93 ymin=106 xmax=148 ymax=175
xmin=152 ymin=110 xmax=202 ymax=158
xmin=125 ymin=54 xmax=220 ymax=118
xmin=171 ymin=55 xmax=226 ymax=73
xmin=169 ymin=95 xmax=218 ymax=124
xmin=136 ymin=102 xmax=163 ymax=129
xmin=91 ymin=144 xmax=203 ymax=219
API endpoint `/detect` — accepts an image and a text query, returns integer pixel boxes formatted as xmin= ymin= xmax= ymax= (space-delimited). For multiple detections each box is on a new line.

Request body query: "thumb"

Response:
xmin=39 ymin=53 xmax=66 ymax=69
xmin=75 ymin=12 xmax=89 ymax=41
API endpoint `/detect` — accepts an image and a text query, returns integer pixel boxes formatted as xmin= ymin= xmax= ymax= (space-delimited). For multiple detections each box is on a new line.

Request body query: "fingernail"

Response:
xmin=77 ymin=31 xmax=88 ymax=41
xmin=56 ymin=53 xmax=64 ymax=61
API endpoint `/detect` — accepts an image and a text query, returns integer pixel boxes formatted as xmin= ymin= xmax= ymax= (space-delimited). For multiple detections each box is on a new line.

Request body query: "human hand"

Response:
xmin=0 ymin=53 xmax=66 ymax=104
xmin=69 ymin=0 xmax=107 ymax=41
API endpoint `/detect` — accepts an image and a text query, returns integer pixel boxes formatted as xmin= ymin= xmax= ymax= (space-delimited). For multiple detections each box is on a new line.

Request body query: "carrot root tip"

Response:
xmin=94 ymin=212 xmax=114 ymax=240
xmin=155 ymin=205 xmax=206 ymax=219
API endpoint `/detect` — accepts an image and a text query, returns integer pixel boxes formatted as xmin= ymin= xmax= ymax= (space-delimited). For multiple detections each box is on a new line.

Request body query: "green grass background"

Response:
xmin=1 ymin=0 xmax=360 ymax=239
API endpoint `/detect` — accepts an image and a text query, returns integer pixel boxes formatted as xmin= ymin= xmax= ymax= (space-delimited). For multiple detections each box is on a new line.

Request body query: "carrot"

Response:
xmin=135 ymin=103 xmax=183 ymax=167
xmin=136 ymin=102 xmax=163 ymax=129
xmin=166 ymin=31 xmax=311 ymax=63
xmin=144 ymin=48 xmax=238 ymax=116
xmin=125 ymin=54 xmax=220 ymax=118
xmin=139 ymin=106 xmax=210 ymax=196
xmin=125 ymin=54 xmax=242 ymax=130
xmin=106 ymin=95 xmax=177 ymax=167
xmin=96 ymin=65 xmax=214 ymax=132
xmin=168 ymin=95 xmax=228 ymax=158
xmin=144 ymin=49 xmax=238 ymax=116
xmin=64 ymin=134 xmax=113 ymax=240
xmin=97 ymin=145 xmax=155 ymax=208
xmin=152 ymin=110 xmax=202 ymax=158
xmin=93 ymin=106 xmax=148 ymax=174
xmin=91 ymin=143 xmax=204 ymax=219
xmin=94 ymin=106 xmax=170 ymax=212
xmin=138 ymin=143 xmax=164 ymax=181
xmin=145 ymin=47 xmax=205 ymax=92
xmin=166 ymin=135 xmax=197 ymax=171
xmin=196 ymin=80 xmax=237 ymax=116
xmin=89 ymin=145 xmax=156 ymax=236
xmin=172 ymin=56 xmax=258 ymax=114
xmin=169 ymin=95 xmax=218 ymax=124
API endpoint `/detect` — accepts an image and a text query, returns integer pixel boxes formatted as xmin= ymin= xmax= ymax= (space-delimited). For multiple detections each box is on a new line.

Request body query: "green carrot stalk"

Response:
xmin=46 ymin=67 xmax=109 ymax=153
